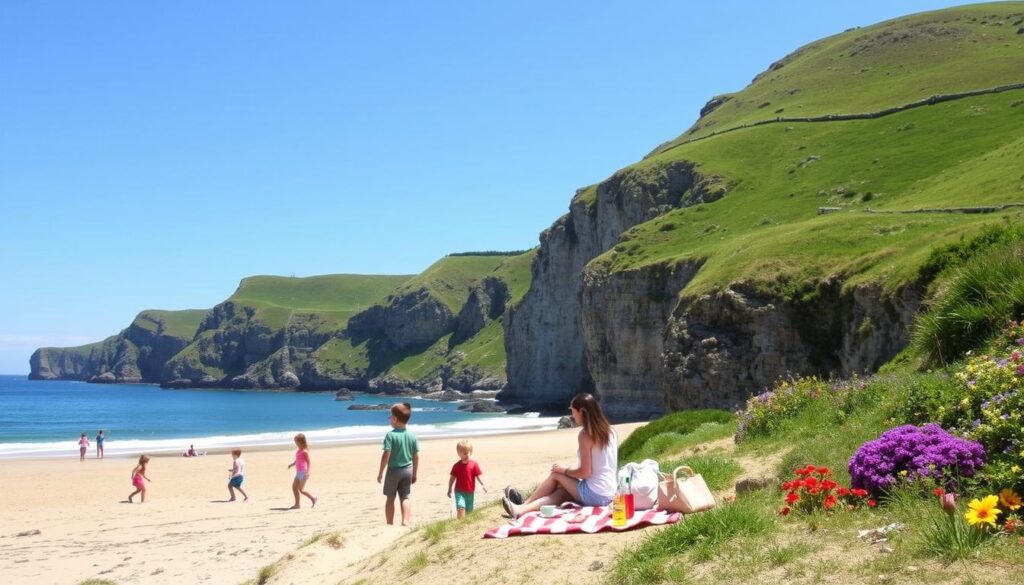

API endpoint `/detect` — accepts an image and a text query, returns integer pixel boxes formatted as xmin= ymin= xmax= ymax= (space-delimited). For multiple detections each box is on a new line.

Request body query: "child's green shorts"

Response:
xmin=454 ymin=491 xmax=475 ymax=512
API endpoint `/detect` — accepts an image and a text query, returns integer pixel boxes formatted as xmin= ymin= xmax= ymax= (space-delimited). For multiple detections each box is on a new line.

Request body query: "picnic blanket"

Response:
xmin=483 ymin=504 xmax=681 ymax=539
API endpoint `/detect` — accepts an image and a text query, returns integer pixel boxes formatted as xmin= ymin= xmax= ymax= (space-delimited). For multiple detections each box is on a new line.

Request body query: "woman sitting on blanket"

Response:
xmin=502 ymin=393 xmax=618 ymax=518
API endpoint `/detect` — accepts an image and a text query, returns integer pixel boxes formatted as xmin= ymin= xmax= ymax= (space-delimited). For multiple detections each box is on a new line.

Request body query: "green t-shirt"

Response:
xmin=383 ymin=428 xmax=418 ymax=468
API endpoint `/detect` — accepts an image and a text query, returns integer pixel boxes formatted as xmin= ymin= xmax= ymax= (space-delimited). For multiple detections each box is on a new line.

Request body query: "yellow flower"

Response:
xmin=1000 ymin=489 xmax=1022 ymax=511
xmin=965 ymin=495 xmax=1002 ymax=527
xmin=1012 ymin=465 xmax=1022 ymax=474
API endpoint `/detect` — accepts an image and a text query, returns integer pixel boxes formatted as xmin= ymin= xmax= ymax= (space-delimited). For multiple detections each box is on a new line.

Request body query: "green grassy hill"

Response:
xmin=587 ymin=3 xmax=1024 ymax=300
xmin=385 ymin=255 xmax=519 ymax=312
xmin=653 ymin=2 xmax=1024 ymax=148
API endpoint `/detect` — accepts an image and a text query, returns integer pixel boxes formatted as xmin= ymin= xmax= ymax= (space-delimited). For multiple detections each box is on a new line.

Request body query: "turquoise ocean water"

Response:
xmin=0 ymin=375 xmax=557 ymax=458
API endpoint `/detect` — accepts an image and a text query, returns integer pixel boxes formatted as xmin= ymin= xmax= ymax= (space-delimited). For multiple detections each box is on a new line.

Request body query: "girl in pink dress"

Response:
xmin=286 ymin=434 xmax=317 ymax=509
xmin=128 ymin=455 xmax=151 ymax=503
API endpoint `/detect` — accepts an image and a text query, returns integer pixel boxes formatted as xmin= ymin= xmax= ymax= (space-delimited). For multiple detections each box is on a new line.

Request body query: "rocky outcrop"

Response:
xmin=503 ymin=161 xmax=723 ymax=412
xmin=581 ymin=260 xmax=704 ymax=420
xmin=348 ymin=288 xmax=455 ymax=349
xmin=453 ymin=277 xmax=509 ymax=344
xmin=29 ymin=311 xmax=201 ymax=383
xmin=661 ymin=281 xmax=922 ymax=411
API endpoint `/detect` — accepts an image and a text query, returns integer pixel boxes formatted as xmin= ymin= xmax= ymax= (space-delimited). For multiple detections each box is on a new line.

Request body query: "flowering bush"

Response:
xmin=779 ymin=464 xmax=872 ymax=516
xmin=848 ymin=423 xmax=986 ymax=495
xmin=941 ymin=320 xmax=1024 ymax=491
xmin=736 ymin=376 xmax=872 ymax=443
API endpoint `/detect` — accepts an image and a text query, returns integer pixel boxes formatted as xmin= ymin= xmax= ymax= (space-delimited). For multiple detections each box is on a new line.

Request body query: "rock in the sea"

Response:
xmin=347 ymin=403 xmax=392 ymax=411
xmin=557 ymin=416 xmax=575 ymax=429
xmin=334 ymin=389 xmax=354 ymax=401
xmin=422 ymin=390 xmax=469 ymax=402
xmin=457 ymin=400 xmax=506 ymax=413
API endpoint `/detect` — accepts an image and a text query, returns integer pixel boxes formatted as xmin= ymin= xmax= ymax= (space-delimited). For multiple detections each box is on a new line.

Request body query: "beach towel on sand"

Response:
xmin=483 ymin=504 xmax=681 ymax=539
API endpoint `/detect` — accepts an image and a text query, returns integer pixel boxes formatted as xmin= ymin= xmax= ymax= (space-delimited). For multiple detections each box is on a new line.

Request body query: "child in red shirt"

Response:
xmin=447 ymin=440 xmax=487 ymax=518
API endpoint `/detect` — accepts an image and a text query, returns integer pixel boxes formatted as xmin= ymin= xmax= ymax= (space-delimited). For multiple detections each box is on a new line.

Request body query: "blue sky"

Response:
xmin=0 ymin=0 xmax=971 ymax=373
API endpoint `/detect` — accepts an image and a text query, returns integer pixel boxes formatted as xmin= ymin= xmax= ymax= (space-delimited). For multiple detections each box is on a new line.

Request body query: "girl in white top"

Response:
xmin=503 ymin=393 xmax=618 ymax=517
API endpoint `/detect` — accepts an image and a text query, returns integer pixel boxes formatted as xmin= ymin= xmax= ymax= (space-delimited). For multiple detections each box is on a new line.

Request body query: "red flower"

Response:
xmin=805 ymin=464 xmax=817 ymax=473
xmin=780 ymin=506 xmax=791 ymax=516
xmin=837 ymin=487 xmax=850 ymax=497
xmin=868 ymin=499 xmax=877 ymax=508
xmin=817 ymin=466 xmax=830 ymax=475
xmin=795 ymin=468 xmax=808 ymax=476
xmin=824 ymin=495 xmax=837 ymax=509
xmin=805 ymin=477 xmax=818 ymax=488
xmin=933 ymin=487 xmax=944 ymax=497
xmin=786 ymin=492 xmax=799 ymax=504
xmin=851 ymin=488 xmax=868 ymax=498
xmin=821 ymin=480 xmax=837 ymax=490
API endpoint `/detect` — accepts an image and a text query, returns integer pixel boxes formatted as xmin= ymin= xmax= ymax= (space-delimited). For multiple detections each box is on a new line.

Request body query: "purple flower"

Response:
xmin=848 ymin=424 xmax=986 ymax=495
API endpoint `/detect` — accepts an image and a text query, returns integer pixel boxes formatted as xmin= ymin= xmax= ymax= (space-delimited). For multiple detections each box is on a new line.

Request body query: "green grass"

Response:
xmin=389 ymin=254 xmax=519 ymax=313
xmin=402 ymin=551 xmax=429 ymax=575
xmin=661 ymin=453 xmax=744 ymax=492
xmin=594 ymin=90 xmax=1024 ymax=299
xmin=608 ymin=493 xmax=777 ymax=585
xmin=131 ymin=309 xmax=206 ymax=339
xmin=619 ymin=410 xmax=735 ymax=462
xmin=231 ymin=274 xmax=412 ymax=312
xmin=911 ymin=242 xmax=1024 ymax=366
xmin=654 ymin=2 xmax=1024 ymax=147
xmin=491 ymin=249 xmax=537 ymax=305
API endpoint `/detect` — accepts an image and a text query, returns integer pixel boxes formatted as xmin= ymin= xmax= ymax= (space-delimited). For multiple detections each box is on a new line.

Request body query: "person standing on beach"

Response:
xmin=95 ymin=430 xmax=105 ymax=459
xmin=227 ymin=449 xmax=249 ymax=502
xmin=78 ymin=433 xmax=89 ymax=461
xmin=377 ymin=402 xmax=419 ymax=526
xmin=127 ymin=455 xmax=151 ymax=503
xmin=447 ymin=439 xmax=487 ymax=519
xmin=286 ymin=433 xmax=317 ymax=509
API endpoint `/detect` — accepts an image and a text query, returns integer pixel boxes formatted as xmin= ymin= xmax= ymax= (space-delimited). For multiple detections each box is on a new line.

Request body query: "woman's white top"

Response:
xmin=582 ymin=428 xmax=618 ymax=498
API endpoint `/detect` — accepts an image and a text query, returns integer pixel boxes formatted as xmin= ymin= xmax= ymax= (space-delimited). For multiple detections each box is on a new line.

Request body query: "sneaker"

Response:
xmin=501 ymin=496 xmax=518 ymax=519
xmin=504 ymin=485 xmax=524 ymax=505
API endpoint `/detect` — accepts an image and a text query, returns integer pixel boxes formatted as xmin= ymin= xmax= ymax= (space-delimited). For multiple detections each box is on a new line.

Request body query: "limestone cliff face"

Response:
xmin=581 ymin=260 xmax=704 ymax=420
xmin=348 ymin=288 xmax=456 ymax=349
xmin=161 ymin=302 xmax=336 ymax=389
xmin=661 ymin=281 xmax=922 ymax=411
xmin=453 ymin=277 xmax=508 ymax=344
xmin=29 ymin=311 xmax=197 ymax=383
xmin=503 ymin=161 xmax=719 ymax=411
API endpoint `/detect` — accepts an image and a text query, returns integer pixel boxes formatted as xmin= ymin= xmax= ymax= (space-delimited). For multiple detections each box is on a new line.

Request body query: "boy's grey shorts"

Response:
xmin=383 ymin=465 xmax=412 ymax=499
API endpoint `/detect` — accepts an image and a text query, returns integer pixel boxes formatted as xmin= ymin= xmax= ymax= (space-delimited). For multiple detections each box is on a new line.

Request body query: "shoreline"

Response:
xmin=0 ymin=421 xmax=644 ymax=585
xmin=0 ymin=415 xmax=564 ymax=461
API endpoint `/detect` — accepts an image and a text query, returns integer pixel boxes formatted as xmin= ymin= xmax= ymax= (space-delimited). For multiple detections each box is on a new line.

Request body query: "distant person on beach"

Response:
xmin=377 ymin=402 xmax=419 ymax=526
xmin=447 ymin=439 xmax=487 ymax=519
xmin=227 ymin=449 xmax=249 ymax=502
xmin=501 ymin=393 xmax=618 ymax=518
xmin=78 ymin=433 xmax=89 ymax=461
xmin=184 ymin=444 xmax=196 ymax=457
xmin=127 ymin=455 xmax=151 ymax=503
xmin=286 ymin=433 xmax=317 ymax=509
xmin=95 ymin=430 xmax=105 ymax=459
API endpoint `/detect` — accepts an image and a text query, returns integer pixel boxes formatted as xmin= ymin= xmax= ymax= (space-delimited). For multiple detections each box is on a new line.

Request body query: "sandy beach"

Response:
xmin=0 ymin=423 xmax=643 ymax=585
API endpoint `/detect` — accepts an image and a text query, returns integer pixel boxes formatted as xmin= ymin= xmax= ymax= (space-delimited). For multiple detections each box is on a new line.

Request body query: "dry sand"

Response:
xmin=0 ymin=423 xmax=643 ymax=585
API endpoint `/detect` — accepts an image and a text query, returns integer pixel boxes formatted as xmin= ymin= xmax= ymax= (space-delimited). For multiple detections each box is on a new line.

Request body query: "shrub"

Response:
xmin=619 ymin=409 xmax=734 ymax=461
xmin=911 ymin=243 xmax=1024 ymax=366
xmin=736 ymin=376 xmax=873 ymax=442
xmin=848 ymin=423 xmax=986 ymax=495
xmin=938 ymin=320 xmax=1024 ymax=490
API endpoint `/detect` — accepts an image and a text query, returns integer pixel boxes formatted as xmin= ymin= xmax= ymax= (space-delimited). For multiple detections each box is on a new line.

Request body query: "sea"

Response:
xmin=0 ymin=375 xmax=559 ymax=459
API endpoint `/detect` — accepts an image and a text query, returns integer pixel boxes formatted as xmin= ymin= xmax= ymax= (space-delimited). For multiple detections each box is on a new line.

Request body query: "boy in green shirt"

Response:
xmin=376 ymin=402 xmax=419 ymax=525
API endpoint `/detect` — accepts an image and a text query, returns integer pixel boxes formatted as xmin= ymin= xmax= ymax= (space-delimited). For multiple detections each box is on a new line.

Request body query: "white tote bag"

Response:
xmin=657 ymin=465 xmax=716 ymax=514
xmin=618 ymin=459 xmax=660 ymax=510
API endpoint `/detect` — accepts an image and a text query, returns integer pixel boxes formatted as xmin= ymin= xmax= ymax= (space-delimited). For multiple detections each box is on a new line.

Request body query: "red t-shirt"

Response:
xmin=450 ymin=460 xmax=482 ymax=493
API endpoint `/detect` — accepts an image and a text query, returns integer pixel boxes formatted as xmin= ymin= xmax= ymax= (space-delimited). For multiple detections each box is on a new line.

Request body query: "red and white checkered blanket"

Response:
xmin=483 ymin=504 xmax=681 ymax=539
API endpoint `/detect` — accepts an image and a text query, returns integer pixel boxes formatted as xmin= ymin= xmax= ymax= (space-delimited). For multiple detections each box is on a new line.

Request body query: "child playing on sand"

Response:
xmin=376 ymin=403 xmax=419 ymax=526
xmin=227 ymin=449 xmax=249 ymax=502
xmin=128 ymin=455 xmax=151 ymax=503
xmin=78 ymin=433 xmax=89 ymax=461
xmin=286 ymin=433 xmax=317 ymax=509
xmin=447 ymin=439 xmax=487 ymax=518
xmin=95 ymin=430 xmax=105 ymax=459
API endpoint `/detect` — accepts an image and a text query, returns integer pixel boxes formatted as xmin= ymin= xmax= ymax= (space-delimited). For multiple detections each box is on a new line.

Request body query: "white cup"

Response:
xmin=540 ymin=505 xmax=557 ymax=517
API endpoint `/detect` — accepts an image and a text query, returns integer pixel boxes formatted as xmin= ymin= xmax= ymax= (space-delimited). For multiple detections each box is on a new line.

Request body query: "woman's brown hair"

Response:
xmin=570 ymin=393 xmax=612 ymax=449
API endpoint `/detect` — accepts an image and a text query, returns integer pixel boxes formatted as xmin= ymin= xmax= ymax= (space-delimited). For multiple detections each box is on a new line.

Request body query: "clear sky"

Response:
xmin=0 ymin=0 xmax=972 ymax=374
